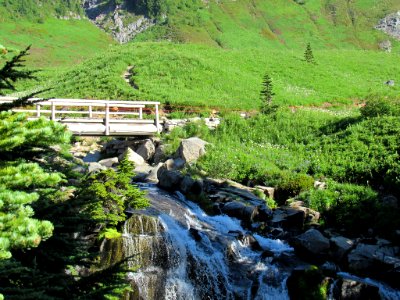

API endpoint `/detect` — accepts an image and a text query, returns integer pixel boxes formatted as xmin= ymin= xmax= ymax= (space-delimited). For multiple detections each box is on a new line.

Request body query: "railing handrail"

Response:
xmin=0 ymin=97 xmax=161 ymax=135
xmin=0 ymin=97 xmax=160 ymax=106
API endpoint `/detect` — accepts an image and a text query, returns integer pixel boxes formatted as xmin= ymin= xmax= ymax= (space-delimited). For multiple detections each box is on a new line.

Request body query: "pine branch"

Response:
xmin=0 ymin=45 xmax=36 ymax=91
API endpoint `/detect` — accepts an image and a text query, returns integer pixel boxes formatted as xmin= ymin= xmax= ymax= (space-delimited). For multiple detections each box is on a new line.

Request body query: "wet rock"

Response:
xmin=238 ymin=234 xmax=263 ymax=251
xmin=88 ymin=162 xmax=107 ymax=173
xmin=270 ymin=208 xmax=305 ymax=232
xmin=333 ymin=279 xmax=380 ymax=300
xmin=180 ymin=176 xmax=203 ymax=195
xmin=291 ymin=229 xmax=330 ymax=262
xmin=347 ymin=243 xmax=400 ymax=274
xmin=176 ymin=137 xmax=208 ymax=164
xmin=119 ymin=147 xmax=145 ymax=166
xmin=136 ymin=139 xmax=156 ymax=161
xmin=189 ymin=228 xmax=202 ymax=242
xmin=330 ymin=236 xmax=354 ymax=262
xmin=220 ymin=201 xmax=259 ymax=226
xmin=261 ymin=249 xmax=275 ymax=259
xmin=98 ymin=157 xmax=119 ymax=168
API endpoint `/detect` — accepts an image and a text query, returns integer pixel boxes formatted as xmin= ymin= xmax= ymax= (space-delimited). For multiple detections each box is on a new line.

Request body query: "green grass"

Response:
xmin=137 ymin=0 xmax=400 ymax=51
xmin=16 ymin=42 xmax=400 ymax=109
xmin=0 ymin=18 xmax=115 ymax=68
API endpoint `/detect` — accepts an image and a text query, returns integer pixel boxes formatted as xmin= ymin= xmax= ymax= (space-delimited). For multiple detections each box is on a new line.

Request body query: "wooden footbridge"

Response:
xmin=0 ymin=97 xmax=161 ymax=136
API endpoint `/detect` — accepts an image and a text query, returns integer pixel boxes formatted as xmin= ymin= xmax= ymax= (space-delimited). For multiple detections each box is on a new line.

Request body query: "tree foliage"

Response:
xmin=80 ymin=155 xmax=149 ymax=231
xmin=304 ymin=42 xmax=315 ymax=64
xmin=260 ymin=74 xmax=278 ymax=115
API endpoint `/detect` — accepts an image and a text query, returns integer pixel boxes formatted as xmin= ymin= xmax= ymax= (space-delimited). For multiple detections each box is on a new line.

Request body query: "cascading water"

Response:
xmin=122 ymin=184 xmax=293 ymax=300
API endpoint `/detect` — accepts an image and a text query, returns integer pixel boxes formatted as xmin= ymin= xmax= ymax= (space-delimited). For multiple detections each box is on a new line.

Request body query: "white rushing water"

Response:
xmin=124 ymin=184 xmax=292 ymax=300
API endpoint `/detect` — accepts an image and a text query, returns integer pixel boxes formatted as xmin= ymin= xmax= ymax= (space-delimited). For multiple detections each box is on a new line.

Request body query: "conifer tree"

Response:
xmin=304 ymin=42 xmax=316 ymax=64
xmin=0 ymin=46 xmax=71 ymax=260
xmin=260 ymin=73 xmax=278 ymax=115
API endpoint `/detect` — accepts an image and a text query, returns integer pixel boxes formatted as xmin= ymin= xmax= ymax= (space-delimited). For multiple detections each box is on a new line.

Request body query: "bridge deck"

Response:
xmin=0 ymin=97 xmax=162 ymax=136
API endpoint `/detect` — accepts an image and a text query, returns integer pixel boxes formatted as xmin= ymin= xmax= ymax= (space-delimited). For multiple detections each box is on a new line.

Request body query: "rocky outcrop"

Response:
xmin=376 ymin=11 xmax=400 ymax=40
xmin=83 ymin=0 xmax=154 ymax=43
xmin=136 ymin=139 xmax=156 ymax=161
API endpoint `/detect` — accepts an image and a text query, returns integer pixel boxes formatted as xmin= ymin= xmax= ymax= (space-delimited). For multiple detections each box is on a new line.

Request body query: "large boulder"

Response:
xmin=88 ymin=162 xmax=107 ymax=173
xmin=176 ymin=137 xmax=208 ymax=164
xmin=98 ymin=157 xmax=119 ymax=168
xmin=157 ymin=159 xmax=184 ymax=191
xmin=153 ymin=144 xmax=168 ymax=164
xmin=270 ymin=208 xmax=306 ymax=233
xmin=291 ymin=229 xmax=330 ymax=262
xmin=136 ymin=139 xmax=156 ymax=161
xmin=220 ymin=201 xmax=259 ymax=226
xmin=119 ymin=147 xmax=145 ymax=166
xmin=347 ymin=243 xmax=400 ymax=275
xmin=330 ymin=236 xmax=354 ymax=262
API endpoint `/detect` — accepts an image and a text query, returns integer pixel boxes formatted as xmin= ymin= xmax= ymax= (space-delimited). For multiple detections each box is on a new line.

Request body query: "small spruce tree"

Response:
xmin=260 ymin=74 xmax=278 ymax=115
xmin=304 ymin=42 xmax=316 ymax=64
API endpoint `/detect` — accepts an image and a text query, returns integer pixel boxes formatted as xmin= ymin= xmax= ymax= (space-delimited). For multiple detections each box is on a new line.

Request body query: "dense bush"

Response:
xmin=298 ymin=181 xmax=379 ymax=235
xmin=360 ymin=97 xmax=400 ymax=118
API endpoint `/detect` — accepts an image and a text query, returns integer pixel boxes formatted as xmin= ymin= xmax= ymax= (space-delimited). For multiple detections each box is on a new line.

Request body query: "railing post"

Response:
xmin=105 ymin=102 xmax=110 ymax=136
xmin=155 ymin=104 xmax=160 ymax=133
xmin=36 ymin=104 xmax=41 ymax=118
xmin=51 ymin=102 xmax=55 ymax=120
xmin=139 ymin=107 xmax=143 ymax=119
xmin=89 ymin=105 xmax=93 ymax=118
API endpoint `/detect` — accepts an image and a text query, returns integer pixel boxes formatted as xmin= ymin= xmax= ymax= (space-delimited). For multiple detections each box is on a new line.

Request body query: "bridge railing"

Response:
xmin=0 ymin=97 xmax=161 ymax=135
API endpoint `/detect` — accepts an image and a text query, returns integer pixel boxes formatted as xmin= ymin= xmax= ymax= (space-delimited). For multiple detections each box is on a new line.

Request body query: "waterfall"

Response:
xmin=122 ymin=184 xmax=293 ymax=300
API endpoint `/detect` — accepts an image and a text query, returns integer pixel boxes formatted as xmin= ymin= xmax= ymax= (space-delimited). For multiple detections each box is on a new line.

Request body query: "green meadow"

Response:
xmin=16 ymin=43 xmax=399 ymax=109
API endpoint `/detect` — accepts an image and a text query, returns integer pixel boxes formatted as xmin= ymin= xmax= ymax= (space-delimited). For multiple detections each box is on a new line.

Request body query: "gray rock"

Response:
xmin=347 ymin=243 xmax=400 ymax=273
xmin=180 ymin=176 xmax=203 ymax=195
xmin=136 ymin=139 xmax=156 ymax=161
xmin=119 ymin=147 xmax=145 ymax=166
xmin=376 ymin=11 xmax=400 ymax=41
xmin=147 ymin=163 xmax=163 ymax=182
xmin=385 ymin=80 xmax=395 ymax=86
xmin=220 ymin=201 xmax=259 ymax=225
xmin=133 ymin=163 xmax=153 ymax=182
xmin=291 ymin=229 xmax=330 ymax=260
xmin=270 ymin=208 xmax=306 ymax=232
xmin=98 ymin=157 xmax=119 ymax=168
xmin=330 ymin=236 xmax=354 ymax=261
xmin=153 ymin=144 xmax=168 ymax=164
xmin=176 ymin=137 xmax=208 ymax=164
xmin=157 ymin=161 xmax=184 ymax=191
xmin=88 ymin=162 xmax=107 ymax=173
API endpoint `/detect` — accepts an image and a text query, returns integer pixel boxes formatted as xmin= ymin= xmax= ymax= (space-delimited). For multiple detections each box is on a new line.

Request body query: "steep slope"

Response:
xmin=134 ymin=0 xmax=400 ymax=50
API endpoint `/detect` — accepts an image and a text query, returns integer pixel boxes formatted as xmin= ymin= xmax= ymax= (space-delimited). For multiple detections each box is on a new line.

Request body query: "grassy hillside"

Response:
xmin=18 ymin=42 xmax=399 ymax=109
xmin=138 ymin=0 xmax=400 ymax=51
xmin=2 ymin=0 xmax=400 ymax=108
xmin=0 ymin=18 xmax=115 ymax=68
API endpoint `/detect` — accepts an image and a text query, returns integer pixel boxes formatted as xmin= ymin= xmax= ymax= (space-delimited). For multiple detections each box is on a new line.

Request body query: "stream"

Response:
xmin=123 ymin=183 xmax=293 ymax=299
